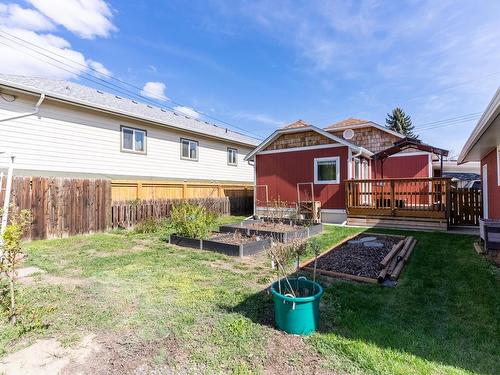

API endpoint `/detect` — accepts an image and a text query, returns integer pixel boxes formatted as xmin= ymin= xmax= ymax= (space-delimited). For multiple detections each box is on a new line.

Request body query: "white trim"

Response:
xmin=256 ymin=143 xmax=345 ymax=155
xmin=387 ymin=151 xmax=431 ymax=158
xmin=459 ymin=87 xmax=500 ymax=164
xmin=497 ymin=145 xmax=500 ymax=186
xmin=347 ymin=148 xmax=352 ymax=179
xmin=245 ymin=124 xmax=370 ymax=161
xmin=482 ymin=164 xmax=488 ymax=219
xmin=325 ymin=121 xmax=405 ymax=139
xmin=314 ymin=156 xmax=340 ymax=184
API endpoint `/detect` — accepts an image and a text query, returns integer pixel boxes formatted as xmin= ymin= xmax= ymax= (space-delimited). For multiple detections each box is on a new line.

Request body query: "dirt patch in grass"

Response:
xmin=75 ymin=332 xmax=187 ymax=375
xmin=18 ymin=273 xmax=90 ymax=288
xmin=263 ymin=331 xmax=333 ymax=375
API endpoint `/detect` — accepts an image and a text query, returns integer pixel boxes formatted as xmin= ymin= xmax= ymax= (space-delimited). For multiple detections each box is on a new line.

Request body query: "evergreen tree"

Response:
xmin=385 ymin=107 xmax=418 ymax=139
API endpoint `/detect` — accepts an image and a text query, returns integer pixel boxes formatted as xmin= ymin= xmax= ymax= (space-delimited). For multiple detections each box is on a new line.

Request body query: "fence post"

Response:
xmin=390 ymin=180 xmax=395 ymax=215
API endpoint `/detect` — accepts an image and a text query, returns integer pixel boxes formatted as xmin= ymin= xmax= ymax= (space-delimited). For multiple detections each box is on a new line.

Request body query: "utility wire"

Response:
xmin=0 ymin=31 xmax=261 ymax=139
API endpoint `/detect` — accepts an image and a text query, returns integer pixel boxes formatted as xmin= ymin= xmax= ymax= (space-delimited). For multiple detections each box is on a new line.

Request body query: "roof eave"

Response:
xmin=458 ymin=87 xmax=500 ymax=164
xmin=0 ymin=79 xmax=260 ymax=148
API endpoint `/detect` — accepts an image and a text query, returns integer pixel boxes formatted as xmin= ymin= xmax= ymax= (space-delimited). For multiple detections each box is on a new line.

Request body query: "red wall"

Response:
xmin=481 ymin=148 xmax=500 ymax=219
xmin=372 ymin=154 xmax=431 ymax=178
xmin=256 ymin=147 xmax=349 ymax=209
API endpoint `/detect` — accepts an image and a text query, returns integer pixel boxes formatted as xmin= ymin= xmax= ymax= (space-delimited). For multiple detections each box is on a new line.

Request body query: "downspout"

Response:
xmin=0 ymin=93 xmax=45 ymax=123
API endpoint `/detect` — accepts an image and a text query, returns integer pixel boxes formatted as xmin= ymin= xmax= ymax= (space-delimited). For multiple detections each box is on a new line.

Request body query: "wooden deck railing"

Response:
xmin=345 ymin=177 xmax=452 ymax=219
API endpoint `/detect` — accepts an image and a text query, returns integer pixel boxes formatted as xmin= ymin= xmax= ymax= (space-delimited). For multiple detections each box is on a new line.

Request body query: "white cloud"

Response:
xmin=87 ymin=59 xmax=111 ymax=77
xmin=0 ymin=3 xmax=54 ymax=31
xmin=174 ymin=106 xmax=200 ymax=118
xmin=234 ymin=112 xmax=284 ymax=126
xmin=28 ymin=0 xmax=117 ymax=39
xmin=0 ymin=27 xmax=89 ymax=79
xmin=140 ymin=81 xmax=168 ymax=101
xmin=0 ymin=2 xmax=114 ymax=80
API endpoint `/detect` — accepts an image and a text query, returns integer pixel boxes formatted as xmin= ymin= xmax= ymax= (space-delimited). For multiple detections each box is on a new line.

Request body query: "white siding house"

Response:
xmin=0 ymin=74 xmax=258 ymax=183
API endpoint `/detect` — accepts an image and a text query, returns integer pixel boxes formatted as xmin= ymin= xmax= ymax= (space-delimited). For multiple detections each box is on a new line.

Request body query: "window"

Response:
xmin=181 ymin=138 xmax=198 ymax=161
xmin=314 ymin=157 xmax=340 ymax=184
xmin=227 ymin=147 xmax=238 ymax=166
xmin=121 ymin=126 xmax=146 ymax=153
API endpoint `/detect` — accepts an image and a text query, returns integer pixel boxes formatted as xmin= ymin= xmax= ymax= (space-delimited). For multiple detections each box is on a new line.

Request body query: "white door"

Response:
xmin=482 ymin=164 xmax=488 ymax=219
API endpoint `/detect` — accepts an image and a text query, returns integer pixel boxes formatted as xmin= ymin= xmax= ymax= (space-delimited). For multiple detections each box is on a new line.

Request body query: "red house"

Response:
xmin=459 ymin=88 xmax=500 ymax=220
xmin=245 ymin=118 xmax=439 ymax=223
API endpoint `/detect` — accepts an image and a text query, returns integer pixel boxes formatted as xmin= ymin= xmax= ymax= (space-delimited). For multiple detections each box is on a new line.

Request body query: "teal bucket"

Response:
xmin=270 ymin=278 xmax=324 ymax=335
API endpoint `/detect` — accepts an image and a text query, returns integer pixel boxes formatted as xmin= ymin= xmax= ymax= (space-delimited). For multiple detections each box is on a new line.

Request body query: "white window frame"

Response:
xmin=121 ymin=126 xmax=146 ymax=154
xmin=180 ymin=138 xmax=199 ymax=161
xmin=227 ymin=147 xmax=238 ymax=166
xmin=314 ymin=156 xmax=340 ymax=184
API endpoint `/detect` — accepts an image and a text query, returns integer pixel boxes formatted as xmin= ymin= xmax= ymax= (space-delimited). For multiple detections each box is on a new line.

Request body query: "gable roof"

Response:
xmin=372 ymin=137 xmax=448 ymax=160
xmin=324 ymin=117 xmax=405 ymax=139
xmin=244 ymin=123 xmax=372 ymax=161
xmin=281 ymin=119 xmax=310 ymax=129
xmin=0 ymin=74 xmax=260 ymax=147
xmin=458 ymin=87 xmax=500 ymax=164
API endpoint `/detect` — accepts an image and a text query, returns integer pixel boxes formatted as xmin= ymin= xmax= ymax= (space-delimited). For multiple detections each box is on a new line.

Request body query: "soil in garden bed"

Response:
xmin=208 ymin=232 xmax=261 ymax=245
xmin=244 ymin=221 xmax=305 ymax=232
xmin=314 ymin=234 xmax=402 ymax=279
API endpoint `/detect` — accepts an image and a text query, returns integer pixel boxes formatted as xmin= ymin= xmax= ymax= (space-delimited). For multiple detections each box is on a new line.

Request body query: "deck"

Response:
xmin=345 ymin=178 xmax=452 ymax=230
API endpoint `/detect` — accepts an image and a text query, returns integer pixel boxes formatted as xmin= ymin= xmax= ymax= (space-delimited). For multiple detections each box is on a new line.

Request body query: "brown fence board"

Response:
xmin=449 ymin=188 xmax=481 ymax=226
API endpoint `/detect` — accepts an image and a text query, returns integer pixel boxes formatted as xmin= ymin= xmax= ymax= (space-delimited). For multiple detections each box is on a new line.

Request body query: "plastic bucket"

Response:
xmin=270 ymin=278 xmax=324 ymax=335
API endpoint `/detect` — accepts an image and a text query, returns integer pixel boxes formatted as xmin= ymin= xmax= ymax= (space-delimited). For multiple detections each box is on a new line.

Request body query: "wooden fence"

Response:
xmin=449 ymin=188 xmax=482 ymax=226
xmin=0 ymin=177 xmax=111 ymax=240
xmin=110 ymin=197 xmax=230 ymax=229
xmin=0 ymin=177 xmax=253 ymax=240
xmin=111 ymin=180 xmax=252 ymax=201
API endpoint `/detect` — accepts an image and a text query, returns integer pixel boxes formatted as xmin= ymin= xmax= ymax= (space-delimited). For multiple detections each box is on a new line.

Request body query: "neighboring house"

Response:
xmin=459 ymin=88 xmax=500 ymax=220
xmin=0 ymin=74 xmax=259 ymax=186
xmin=436 ymin=160 xmax=480 ymax=188
xmin=245 ymin=118 xmax=440 ymax=223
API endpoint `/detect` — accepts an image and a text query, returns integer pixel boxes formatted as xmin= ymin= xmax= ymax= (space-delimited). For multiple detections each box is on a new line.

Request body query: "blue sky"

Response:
xmin=1 ymin=1 xmax=500 ymax=157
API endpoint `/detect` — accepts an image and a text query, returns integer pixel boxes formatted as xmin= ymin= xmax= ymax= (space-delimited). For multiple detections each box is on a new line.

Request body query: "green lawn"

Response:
xmin=0 ymin=218 xmax=499 ymax=374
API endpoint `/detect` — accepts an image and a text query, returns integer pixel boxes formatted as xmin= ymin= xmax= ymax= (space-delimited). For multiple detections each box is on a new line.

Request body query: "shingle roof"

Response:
xmin=281 ymin=119 xmax=310 ymax=129
xmin=0 ymin=74 xmax=260 ymax=147
xmin=324 ymin=117 xmax=370 ymax=129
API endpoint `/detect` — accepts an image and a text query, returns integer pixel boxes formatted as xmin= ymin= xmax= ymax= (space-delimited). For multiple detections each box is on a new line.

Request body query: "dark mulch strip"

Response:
xmin=315 ymin=234 xmax=402 ymax=279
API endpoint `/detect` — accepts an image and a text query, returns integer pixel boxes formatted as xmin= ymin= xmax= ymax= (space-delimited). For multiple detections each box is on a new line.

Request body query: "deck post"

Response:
xmin=390 ymin=180 xmax=395 ymax=215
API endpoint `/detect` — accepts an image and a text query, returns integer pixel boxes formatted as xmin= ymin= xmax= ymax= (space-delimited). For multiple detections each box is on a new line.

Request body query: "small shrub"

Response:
xmin=133 ymin=218 xmax=169 ymax=234
xmin=170 ymin=202 xmax=218 ymax=239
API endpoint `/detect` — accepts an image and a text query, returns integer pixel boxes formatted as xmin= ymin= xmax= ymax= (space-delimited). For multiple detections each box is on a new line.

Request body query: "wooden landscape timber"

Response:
xmin=301 ymin=232 xmax=413 ymax=285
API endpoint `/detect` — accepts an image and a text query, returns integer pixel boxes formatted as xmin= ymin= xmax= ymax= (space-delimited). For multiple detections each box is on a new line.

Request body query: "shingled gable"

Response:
xmin=324 ymin=117 xmax=405 ymax=154
xmin=244 ymin=121 xmax=371 ymax=161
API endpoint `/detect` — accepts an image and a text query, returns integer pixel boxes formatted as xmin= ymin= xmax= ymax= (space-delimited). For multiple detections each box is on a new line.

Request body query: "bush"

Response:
xmin=133 ymin=218 xmax=169 ymax=234
xmin=170 ymin=202 xmax=218 ymax=239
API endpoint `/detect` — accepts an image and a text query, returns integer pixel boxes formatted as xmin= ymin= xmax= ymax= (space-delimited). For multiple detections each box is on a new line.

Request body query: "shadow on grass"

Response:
xmin=227 ymin=228 xmax=500 ymax=375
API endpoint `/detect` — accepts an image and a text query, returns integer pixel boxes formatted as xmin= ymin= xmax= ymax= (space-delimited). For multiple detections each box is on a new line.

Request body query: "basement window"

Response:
xmin=181 ymin=138 xmax=199 ymax=161
xmin=314 ymin=156 xmax=340 ymax=184
xmin=227 ymin=147 xmax=238 ymax=166
xmin=121 ymin=126 xmax=146 ymax=154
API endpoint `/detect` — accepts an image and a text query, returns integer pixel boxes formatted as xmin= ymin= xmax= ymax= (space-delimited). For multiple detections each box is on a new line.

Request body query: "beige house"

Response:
xmin=0 ymin=74 xmax=258 ymax=193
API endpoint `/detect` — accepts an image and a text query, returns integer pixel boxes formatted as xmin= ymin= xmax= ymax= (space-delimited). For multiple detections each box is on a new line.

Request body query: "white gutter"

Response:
xmin=0 ymin=93 xmax=45 ymax=123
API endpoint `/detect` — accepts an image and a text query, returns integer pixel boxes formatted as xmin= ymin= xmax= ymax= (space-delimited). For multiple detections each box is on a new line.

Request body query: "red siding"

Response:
xmin=481 ymin=148 xmax=500 ymax=219
xmin=256 ymin=147 xmax=349 ymax=209
xmin=372 ymin=154 xmax=431 ymax=178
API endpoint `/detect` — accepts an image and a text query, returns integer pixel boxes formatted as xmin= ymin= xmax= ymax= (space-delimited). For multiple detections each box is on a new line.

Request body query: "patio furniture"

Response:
xmin=480 ymin=219 xmax=500 ymax=252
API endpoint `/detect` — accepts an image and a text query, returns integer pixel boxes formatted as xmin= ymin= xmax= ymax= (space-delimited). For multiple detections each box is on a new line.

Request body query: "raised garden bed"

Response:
xmin=301 ymin=233 xmax=416 ymax=284
xmin=169 ymin=232 xmax=271 ymax=257
xmin=219 ymin=220 xmax=323 ymax=243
